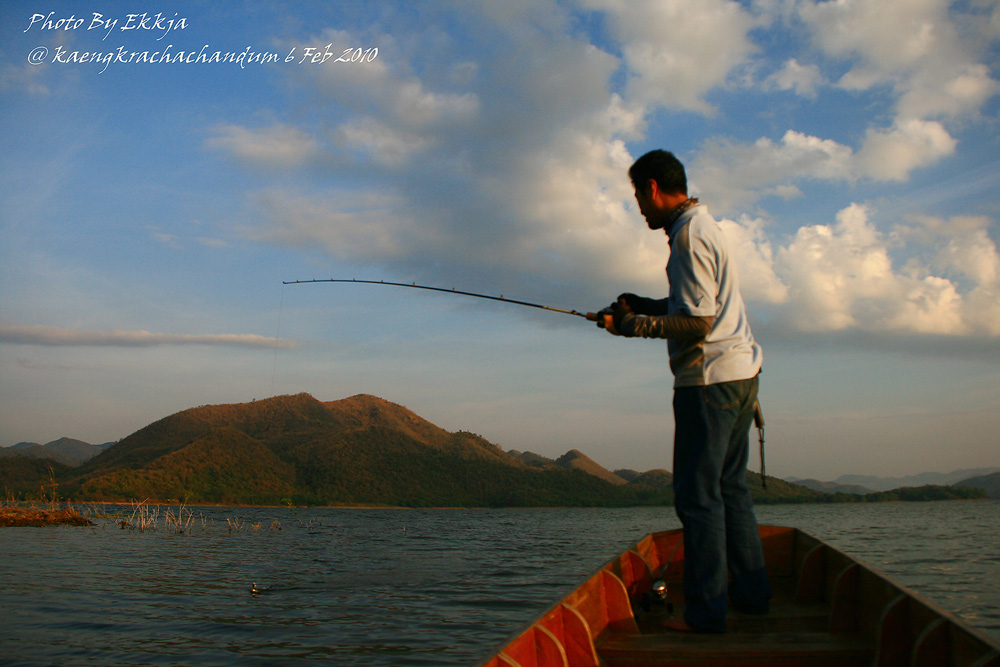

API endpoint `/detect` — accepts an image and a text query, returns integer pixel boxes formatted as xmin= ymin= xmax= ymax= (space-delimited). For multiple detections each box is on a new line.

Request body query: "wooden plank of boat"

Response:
xmin=479 ymin=525 xmax=1000 ymax=667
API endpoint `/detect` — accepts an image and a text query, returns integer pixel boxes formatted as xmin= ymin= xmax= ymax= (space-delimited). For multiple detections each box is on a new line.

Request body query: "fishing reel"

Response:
xmin=638 ymin=578 xmax=674 ymax=614
xmin=652 ymin=579 xmax=668 ymax=602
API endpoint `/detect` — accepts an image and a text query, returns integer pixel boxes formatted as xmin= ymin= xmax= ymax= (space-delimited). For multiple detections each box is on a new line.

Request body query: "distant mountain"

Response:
xmin=834 ymin=468 xmax=1000 ymax=492
xmin=0 ymin=456 xmax=75 ymax=494
xmin=746 ymin=473 xmax=828 ymax=503
xmin=509 ymin=449 xmax=629 ymax=486
xmin=628 ymin=469 xmax=673 ymax=489
xmin=0 ymin=438 xmax=113 ymax=467
xmin=7 ymin=393 xmax=980 ymax=507
xmin=792 ymin=478 xmax=874 ymax=495
xmin=614 ymin=469 xmax=641 ymax=483
xmin=555 ymin=450 xmax=627 ymax=485
xmin=508 ymin=450 xmax=560 ymax=470
xmin=954 ymin=472 xmax=1000 ymax=499
xmin=53 ymin=393 xmax=679 ymax=507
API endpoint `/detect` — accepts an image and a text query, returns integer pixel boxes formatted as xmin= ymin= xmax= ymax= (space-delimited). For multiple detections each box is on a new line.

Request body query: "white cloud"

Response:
xmin=236 ymin=6 xmax=661 ymax=303
xmin=797 ymin=0 xmax=1000 ymax=120
xmin=580 ymin=0 xmax=757 ymax=114
xmin=390 ymin=81 xmax=480 ymax=127
xmin=855 ymin=119 xmax=957 ymax=181
xmin=776 ymin=204 xmax=894 ymax=331
xmin=151 ymin=232 xmax=180 ymax=248
xmin=0 ymin=63 xmax=50 ymax=96
xmin=800 ymin=0 xmax=943 ymax=72
xmin=764 ymin=58 xmax=824 ymax=98
xmin=758 ymin=205 xmax=999 ymax=336
xmin=196 ymin=237 xmax=229 ymax=248
xmin=692 ymin=130 xmax=854 ymax=212
xmin=897 ymin=63 xmax=1000 ymax=120
xmin=332 ymin=118 xmax=429 ymax=166
xmin=685 ymin=0 xmax=993 ymax=215
xmin=205 ymin=123 xmax=320 ymax=168
xmin=283 ymin=28 xmax=480 ymax=133
xmin=220 ymin=2 xmax=997 ymax=342
xmin=894 ymin=214 xmax=1000 ymax=335
xmin=692 ymin=121 xmax=956 ymax=211
xmin=718 ymin=216 xmax=789 ymax=304
xmin=937 ymin=225 xmax=999 ymax=288
xmin=245 ymin=188 xmax=425 ymax=262
xmin=0 ymin=325 xmax=294 ymax=348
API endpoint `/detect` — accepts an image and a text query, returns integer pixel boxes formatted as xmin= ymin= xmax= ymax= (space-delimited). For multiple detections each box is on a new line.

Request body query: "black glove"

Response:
xmin=594 ymin=303 xmax=614 ymax=328
xmin=610 ymin=300 xmax=635 ymax=335
xmin=617 ymin=292 xmax=641 ymax=311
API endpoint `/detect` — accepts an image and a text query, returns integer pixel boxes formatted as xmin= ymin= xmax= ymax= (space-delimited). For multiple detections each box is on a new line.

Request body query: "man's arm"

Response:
xmin=608 ymin=311 xmax=714 ymax=339
xmin=623 ymin=312 xmax=713 ymax=339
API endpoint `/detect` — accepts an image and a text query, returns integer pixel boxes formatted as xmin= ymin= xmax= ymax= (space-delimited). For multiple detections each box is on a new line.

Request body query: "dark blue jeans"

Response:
xmin=673 ymin=375 xmax=770 ymax=632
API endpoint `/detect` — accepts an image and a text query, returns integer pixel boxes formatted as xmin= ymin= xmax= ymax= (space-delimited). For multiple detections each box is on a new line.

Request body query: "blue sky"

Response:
xmin=2 ymin=0 xmax=998 ymax=480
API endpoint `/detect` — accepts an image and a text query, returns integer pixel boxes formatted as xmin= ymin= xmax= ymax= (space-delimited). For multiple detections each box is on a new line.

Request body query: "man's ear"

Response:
xmin=645 ymin=178 xmax=661 ymax=200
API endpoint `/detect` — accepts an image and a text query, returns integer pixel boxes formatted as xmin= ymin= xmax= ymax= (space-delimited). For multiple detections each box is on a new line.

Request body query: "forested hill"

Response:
xmin=47 ymin=393 xmax=681 ymax=507
xmin=4 ymin=393 xmax=986 ymax=507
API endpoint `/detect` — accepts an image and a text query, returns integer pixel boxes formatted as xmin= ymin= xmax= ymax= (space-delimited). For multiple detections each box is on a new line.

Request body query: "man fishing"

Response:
xmin=599 ymin=149 xmax=770 ymax=633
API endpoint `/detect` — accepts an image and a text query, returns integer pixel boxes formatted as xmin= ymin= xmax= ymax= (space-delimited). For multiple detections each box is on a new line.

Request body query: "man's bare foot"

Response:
xmin=662 ymin=618 xmax=695 ymax=632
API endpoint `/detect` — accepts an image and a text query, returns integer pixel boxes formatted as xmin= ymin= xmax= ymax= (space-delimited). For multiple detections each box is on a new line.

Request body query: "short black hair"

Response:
xmin=629 ymin=150 xmax=687 ymax=196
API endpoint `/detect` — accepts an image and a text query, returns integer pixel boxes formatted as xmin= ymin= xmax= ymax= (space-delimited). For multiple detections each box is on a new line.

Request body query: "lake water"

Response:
xmin=1 ymin=501 xmax=997 ymax=666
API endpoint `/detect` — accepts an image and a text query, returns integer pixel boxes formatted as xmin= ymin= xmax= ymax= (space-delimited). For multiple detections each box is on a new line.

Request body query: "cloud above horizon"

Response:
xmin=0 ymin=325 xmax=294 ymax=349
xmin=197 ymin=0 xmax=1000 ymax=342
xmin=2 ymin=0 xmax=998 ymax=477
xmin=797 ymin=0 xmax=1000 ymax=121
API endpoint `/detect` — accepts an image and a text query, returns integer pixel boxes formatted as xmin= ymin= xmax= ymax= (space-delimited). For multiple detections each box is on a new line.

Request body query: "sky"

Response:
xmin=1 ymin=0 xmax=998 ymax=481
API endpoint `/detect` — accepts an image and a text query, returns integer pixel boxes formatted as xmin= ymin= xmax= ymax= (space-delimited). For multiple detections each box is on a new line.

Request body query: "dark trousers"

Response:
xmin=672 ymin=375 xmax=770 ymax=632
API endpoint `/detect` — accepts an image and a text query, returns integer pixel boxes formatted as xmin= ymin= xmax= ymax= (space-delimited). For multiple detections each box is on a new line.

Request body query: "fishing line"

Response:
xmin=270 ymin=283 xmax=285 ymax=398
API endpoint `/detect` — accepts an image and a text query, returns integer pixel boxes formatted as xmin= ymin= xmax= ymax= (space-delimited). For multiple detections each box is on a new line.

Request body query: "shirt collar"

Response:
xmin=665 ymin=198 xmax=700 ymax=238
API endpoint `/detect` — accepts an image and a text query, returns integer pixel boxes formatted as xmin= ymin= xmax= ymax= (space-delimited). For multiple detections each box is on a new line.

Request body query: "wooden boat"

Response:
xmin=480 ymin=525 xmax=1000 ymax=667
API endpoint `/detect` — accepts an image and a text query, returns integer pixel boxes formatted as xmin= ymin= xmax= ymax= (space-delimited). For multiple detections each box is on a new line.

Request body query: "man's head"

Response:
xmin=629 ymin=149 xmax=687 ymax=196
xmin=628 ymin=150 xmax=689 ymax=230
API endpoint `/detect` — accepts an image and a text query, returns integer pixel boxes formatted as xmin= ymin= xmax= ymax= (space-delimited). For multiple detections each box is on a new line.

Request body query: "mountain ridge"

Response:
xmin=825 ymin=468 xmax=1000 ymax=492
xmin=0 ymin=437 xmax=112 ymax=467
xmin=954 ymin=472 xmax=1000 ymax=499
xmin=4 ymin=394 xmax=991 ymax=506
xmin=48 ymin=393 xmax=678 ymax=507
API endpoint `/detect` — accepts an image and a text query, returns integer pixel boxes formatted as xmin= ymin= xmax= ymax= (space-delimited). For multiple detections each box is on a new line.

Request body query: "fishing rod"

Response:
xmin=282 ymin=278 xmax=601 ymax=320
xmin=284 ymin=278 xmax=768 ymax=471
xmin=754 ymin=400 xmax=767 ymax=490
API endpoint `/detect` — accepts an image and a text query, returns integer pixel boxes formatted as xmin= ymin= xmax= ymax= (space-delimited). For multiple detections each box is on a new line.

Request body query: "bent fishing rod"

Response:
xmin=282 ymin=278 xmax=602 ymax=320
xmin=283 ymin=277 xmax=768 ymax=471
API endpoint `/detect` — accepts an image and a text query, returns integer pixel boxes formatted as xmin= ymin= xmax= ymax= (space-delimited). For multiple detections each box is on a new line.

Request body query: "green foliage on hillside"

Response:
xmin=73 ymin=427 xmax=297 ymax=505
xmin=0 ymin=438 xmax=106 ymax=467
xmin=750 ymin=480 xmax=986 ymax=504
xmin=748 ymin=473 xmax=827 ymax=503
xmin=855 ymin=485 xmax=987 ymax=502
xmin=953 ymin=473 xmax=1000 ymax=499
xmin=0 ymin=457 xmax=72 ymax=498
xmin=57 ymin=394 xmax=676 ymax=507
xmin=37 ymin=393 xmax=995 ymax=508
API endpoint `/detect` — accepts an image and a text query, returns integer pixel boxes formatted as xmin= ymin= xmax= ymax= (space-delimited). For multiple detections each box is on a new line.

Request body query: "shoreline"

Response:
xmin=1 ymin=495 xmax=992 ymax=525
xmin=0 ymin=506 xmax=95 ymax=527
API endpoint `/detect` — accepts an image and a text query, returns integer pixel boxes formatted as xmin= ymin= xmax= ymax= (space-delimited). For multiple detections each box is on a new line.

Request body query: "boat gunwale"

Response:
xmin=477 ymin=524 xmax=1000 ymax=667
